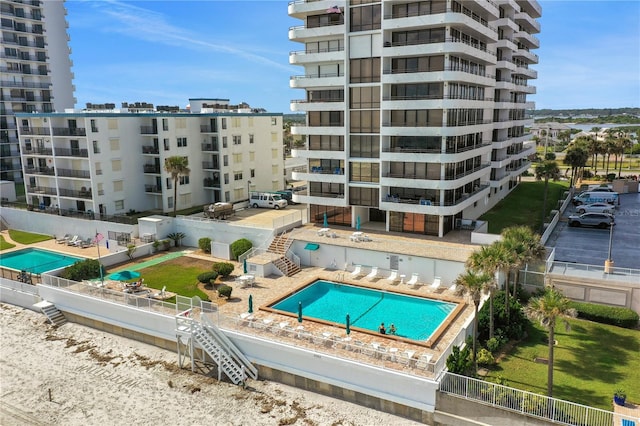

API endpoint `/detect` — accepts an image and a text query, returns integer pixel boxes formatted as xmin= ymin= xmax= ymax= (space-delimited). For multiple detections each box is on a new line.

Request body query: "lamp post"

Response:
xmin=604 ymin=222 xmax=615 ymax=273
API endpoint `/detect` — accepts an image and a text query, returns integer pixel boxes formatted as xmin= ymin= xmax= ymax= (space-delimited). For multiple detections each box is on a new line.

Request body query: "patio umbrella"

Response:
xmin=297 ymin=301 xmax=303 ymax=323
xmin=356 ymin=216 xmax=361 ymax=231
xmin=248 ymin=295 xmax=253 ymax=314
xmin=323 ymin=212 xmax=328 ymax=227
xmin=243 ymin=258 xmax=247 ymax=274
xmin=108 ymin=270 xmax=140 ymax=281
xmin=346 ymin=313 xmax=351 ymax=335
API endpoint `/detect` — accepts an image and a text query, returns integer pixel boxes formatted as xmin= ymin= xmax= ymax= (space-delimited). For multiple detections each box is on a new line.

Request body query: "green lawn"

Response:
xmin=479 ymin=181 xmax=570 ymax=234
xmin=485 ymin=319 xmax=640 ymax=410
xmin=7 ymin=229 xmax=52 ymax=244
xmin=123 ymin=262 xmax=210 ymax=302
xmin=0 ymin=235 xmax=16 ymax=251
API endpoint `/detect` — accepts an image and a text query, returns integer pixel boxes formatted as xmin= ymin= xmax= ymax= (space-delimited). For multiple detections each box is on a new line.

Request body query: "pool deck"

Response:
xmin=3 ymin=227 xmax=475 ymax=378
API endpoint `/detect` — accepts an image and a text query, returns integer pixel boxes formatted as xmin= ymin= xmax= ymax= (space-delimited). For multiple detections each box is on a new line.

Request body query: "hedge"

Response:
xmin=570 ymin=301 xmax=639 ymax=329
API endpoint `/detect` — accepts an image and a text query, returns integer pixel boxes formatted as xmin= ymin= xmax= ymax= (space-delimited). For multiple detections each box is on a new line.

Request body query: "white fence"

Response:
xmin=440 ymin=372 xmax=638 ymax=426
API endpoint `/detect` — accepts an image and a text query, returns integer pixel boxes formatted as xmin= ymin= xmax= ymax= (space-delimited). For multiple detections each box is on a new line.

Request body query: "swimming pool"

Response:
xmin=0 ymin=248 xmax=82 ymax=274
xmin=269 ymin=280 xmax=458 ymax=341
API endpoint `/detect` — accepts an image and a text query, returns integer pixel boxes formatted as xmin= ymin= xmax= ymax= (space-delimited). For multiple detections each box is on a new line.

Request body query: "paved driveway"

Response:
xmin=547 ymin=192 xmax=640 ymax=269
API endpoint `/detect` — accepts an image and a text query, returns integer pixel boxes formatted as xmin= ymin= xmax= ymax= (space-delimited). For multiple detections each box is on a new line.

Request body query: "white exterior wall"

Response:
xmin=42 ymin=0 xmax=76 ymax=111
xmin=17 ymin=109 xmax=284 ymax=215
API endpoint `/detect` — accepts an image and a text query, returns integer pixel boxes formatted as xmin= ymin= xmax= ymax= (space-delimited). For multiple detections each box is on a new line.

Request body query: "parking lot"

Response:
xmin=548 ymin=192 xmax=640 ymax=269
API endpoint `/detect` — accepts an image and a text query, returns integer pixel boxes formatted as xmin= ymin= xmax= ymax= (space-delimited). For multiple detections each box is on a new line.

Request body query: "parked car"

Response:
xmin=576 ymin=202 xmax=615 ymax=215
xmin=589 ymin=187 xmax=614 ymax=192
xmin=568 ymin=212 xmax=615 ymax=228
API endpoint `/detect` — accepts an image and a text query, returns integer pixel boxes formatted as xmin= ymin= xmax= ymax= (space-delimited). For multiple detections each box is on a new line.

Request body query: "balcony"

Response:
xmin=289 ymin=47 xmax=344 ymax=65
xmin=55 ymin=148 xmax=89 ymax=158
xmin=201 ymin=143 xmax=219 ymax=152
xmin=19 ymin=126 xmax=50 ymax=136
xmin=28 ymin=185 xmax=57 ymax=196
xmin=52 ymin=127 xmax=86 ymax=137
xmin=24 ymin=166 xmax=54 ymax=176
xmin=514 ymin=31 xmax=540 ymax=49
xmin=515 ymin=11 xmax=541 ymax=33
xmin=142 ymin=145 xmax=159 ymax=154
xmin=203 ymin=178 xmax=221 ymax=188
xmin=202 ymin=162 xmax=219 ymax=170
xmin=143 ymin=164 xmax=161 ymax=174
xmin=200 ymin=125 xmax=217 ymax=133
xmin=56 ymin=168 xmax=91 ymax=179
xmin=59 ymin=187 xmax=93 ymax=199
xmin=292 ymin=192 xmax=348 ymax=207
xmin=290 ymin=73 xmax=344 ymax=89
xmin=290 ymin=99 xmax=346 ymax=112
xmin=140 ymin=126 xmax=158 ymax=135
xmin=289 ymin=22 xmax=345 ymax=41
xmin=21 ymin=147 xmax=53 ymax=156
xmin=144 ymin=185 xmax=162 ymax=194
xmin=288 ymin=0 xmax=341 ymax=18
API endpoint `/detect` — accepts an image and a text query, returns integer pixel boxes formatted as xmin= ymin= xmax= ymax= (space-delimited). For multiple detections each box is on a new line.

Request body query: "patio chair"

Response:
xmin=406 ymin=273 xmax=419 ymax=286
xmin=365 ymin=266 xmax=379 ymax=281
xmin=448 ymin=283 xmax=458 ymax=293
xmin=352 ymin=339 xmax=365 ymax=353
xmin=416 ymin=353 xmax=433 ymax=369
xmin=385 ymin=270 xmax=399 ymax=284
xmin=56 ymin=234 xmax=71 ymax=244
xmin=66 ymin=235 xmax=79 ymax=246
xmin=430 ymin=276 xmax=442 ymax=291
xmin=350 ymin=265 xmax=363 ymax=278
xmin=80 ymin=237 xmax=94 ymax=248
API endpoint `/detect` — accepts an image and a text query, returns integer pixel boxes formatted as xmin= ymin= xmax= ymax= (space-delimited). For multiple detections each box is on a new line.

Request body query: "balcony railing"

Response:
xmin=56 ymin=168 xmax=91 ymax=179
xmin=21 ymin=147 xmax=53 ymax=155
xmin=143 ymin=164 xmax=161 ymax=173
xmin=290 ymin=72 xmax=344 ymax=80
xmin=58 ymin=187 xmax=92 ymax=199
xmin=24 ymin=166 xmax=54 ymax=176
xmin=144 ymin=185 xmax=162 ymax=194
xmin=52 ymin=127 xmax=87 ymax=136
xmin=140 ymin=126 xmax=158 ymax=135
xmin=142 ymin=145 xmax=159 ymax=154
xmin=203 ymin=178 xmax=221 ymax=187
xmin=385 ymin=4 xmax=496 ymax=33
xmin=55 ymin=148 xmax=89 ymax=158
xmin=200 ymin=125 xmax=217 ymax=133
xmin=201 ymin=143 xmax=219 ymax=151
xmin=386 ymin=38 xmax=495 ymax=56
xmin=202 ymin=162 xmax=219 ymax=170
xmin=29 ymin=185 xmax=57 ymax=195
xmin=19 ymin=126 xmax=50 ymax=136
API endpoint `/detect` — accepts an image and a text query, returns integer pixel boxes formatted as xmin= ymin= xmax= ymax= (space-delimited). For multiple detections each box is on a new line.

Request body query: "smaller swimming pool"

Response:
xmin=270 ymin=280 xmax=458 ymax=342
xmin=0 ymin=248 xmax=82 ymax=274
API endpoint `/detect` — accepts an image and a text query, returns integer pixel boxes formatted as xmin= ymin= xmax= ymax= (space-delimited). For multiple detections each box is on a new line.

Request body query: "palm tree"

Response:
xmin=563 ymin=144 xmax=589 ymax=188
xmin=534 ymin=160 xmax=560 ymax=233
xmin=501 ymin=226 xmax=546 ymax=298
xmin=603 ymin=130 xmax=617 ymax=175
xmin=164 ymin=156 xmax=191 ymax=217
xmin=455 ymin=269 xmax=492 ymax=371
xmin=525 ymin=288 xmax=577 ymax=397
xmin=466 ymin=246 xmax=500 ymax=339
xmin=615 ymin=131 xmax=633 ymax=178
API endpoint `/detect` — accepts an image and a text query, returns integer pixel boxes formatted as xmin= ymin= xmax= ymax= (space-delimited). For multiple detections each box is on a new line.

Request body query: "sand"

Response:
xmin=0 ymin=304 xmax=421 ymax=426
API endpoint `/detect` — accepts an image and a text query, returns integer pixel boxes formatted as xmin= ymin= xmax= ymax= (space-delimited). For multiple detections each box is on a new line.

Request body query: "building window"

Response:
xmin=271 ymin=165 xmax=279 ymax=175
xmin=349 ymin=187 xmax=379 ymax=207
xmin=221 ymin=118 xmax=227 ymax=129
xmin=350 ymin=57 xmax=380 ymax=83
xmin=271 ymin=117 xmax=277 ymax=125
xmin=113 ymin=180 xmax=124 ymax=192
xmin=350 ymin=110 xmax=380 ymax=133
xmin=350 ymin=87 xmax=379 ymax=108
xmin=164 ymin=138 xmax=170 ymax=150
xmin=177 ymin=137 xmax=187 ymax=147
xmin=350 ymin=162 xmax=379 ymax=183
xmin=249 ymin=152 xmax=255 ymax=161
xmin=309 ymin=135 xmax=344 ymax=151
xmin=350 ymin=136 xmax=379 ymax=158
xmin=223 ymin=155 xmax=228 ymax=166
xmin=232 ymin=117 xmax=241 ymax=128
xmin=162 ymin=118 xmax=169 ymax=131
xmin=249 ymin=134 xmax=254 ymax=144
xmin=309 ymin=111 xmax=344 ymax=127
xmin=179 ymin=176 xmax=190 ymax=185
xmin=250 ymin=169 xmax=255 ymax=178
xmin=233 ymin=153 xmax=242 ymax=163
xmin=92 ymin=140 xmax=100 ymax=154
xmin=307 ymin=11 xmax=343 ymax=28
xmin=390 ymin=109 xmax=443 ymax=127
xmin=108 ymin=119 xmax=118 ymax=130
xmin=222 ymin=136 xmax=228 ymax=148
xmin=110 ymin=139 xmax=120 ymax=151
xmin=225 ymin=191 xmax=230 ymax=202
xmin=233 ymin=135 xmax=241 ymax=145
xmin=168 ymin=197 xmax=173 ymax=209
xmin=350 ymin=3 xmax=381 ymax=32
xmin=234 ymin=172 xmax=243 ymax=181
xmin=248 ymin=117 xmax=254 ymax=127
xmin=111 ymin=159 xmax=122 ymax=172
xmin=114 ymin=200 xmax=124 ymax=210
xmin=272 ymin=149 xmax=278 ymax=159
xmin=90 ymin=119 xmax=98 ymax=132
xmin=224 ymin=173 xmax=229 ymax=184
xmin=166 ymin=177 xmax=172 ymax=189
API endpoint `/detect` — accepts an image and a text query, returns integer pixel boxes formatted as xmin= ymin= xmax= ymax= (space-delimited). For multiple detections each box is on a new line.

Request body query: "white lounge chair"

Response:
xmin=448 ymin=283 xmax=458 ymax=293
xmin=430 ymin=276 xmax=442 ymax=290
xmin=406 ymin=273 xmax=419 ymax=286
xmin=366 ymin=266 xmax=379 ymax=281
xmin=56 ymin=234 xmax=71 ymax=244
xmin=350 ymin=265 xmax=363 ymax=278
xmin=416 ymin=353 xmax=433 ymax=369
xmin=66 ymin=235 xmax=79 ymax=246
xmin=385 ymin=269 xmax=399 ymax=284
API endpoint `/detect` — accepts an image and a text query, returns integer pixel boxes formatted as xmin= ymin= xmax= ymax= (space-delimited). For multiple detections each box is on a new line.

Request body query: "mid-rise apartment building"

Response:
xmin=16 ymin=99 xmax=284 ymax=217
xmin=1 ymin=0 xmax=75 ymax=182
xmin=288 ymin=0 xmax=540 ymax=237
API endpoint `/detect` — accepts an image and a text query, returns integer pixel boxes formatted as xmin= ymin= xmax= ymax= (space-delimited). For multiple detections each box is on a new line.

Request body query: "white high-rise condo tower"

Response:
xmin=1 ymin=0 xmax=75 ymax=182
xmin=288 ymin=0 xmax=540 ymax=237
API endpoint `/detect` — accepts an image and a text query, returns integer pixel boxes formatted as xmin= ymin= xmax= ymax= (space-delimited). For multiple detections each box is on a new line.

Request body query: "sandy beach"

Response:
xmin=0 ymin=303 xmax=420 ymax=426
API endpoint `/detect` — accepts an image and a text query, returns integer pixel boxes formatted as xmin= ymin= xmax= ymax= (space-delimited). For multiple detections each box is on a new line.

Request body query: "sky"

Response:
xmin=65 ymin=0 xmax=640 ymax=113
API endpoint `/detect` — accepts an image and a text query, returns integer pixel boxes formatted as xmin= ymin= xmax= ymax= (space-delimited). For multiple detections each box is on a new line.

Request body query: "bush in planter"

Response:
xmin=614 ymin=389 xmax=626 ymax=406
xmin=161 ymin=239 xmax=171 ymax=251
xmin=167 ymin=232 xmax=186 ymax=247
xmin=212 ymin=262 xmax=234 ymax=278
xmin=230 ymin=238 xmax=252 ymax=260
xmin=197 ymin=271 xmax=218 ymax=285
xmin=217 ymin=284 xmax=232 ymax=299
xmin=198 ymin=237 xmax=212 ymax=253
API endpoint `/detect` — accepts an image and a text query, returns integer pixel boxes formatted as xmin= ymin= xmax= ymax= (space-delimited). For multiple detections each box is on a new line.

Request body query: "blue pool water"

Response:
xmin=0 ymin=248 xmax=82 ymax=274
xmin=270 ymin=280 xmax=457 ymax=341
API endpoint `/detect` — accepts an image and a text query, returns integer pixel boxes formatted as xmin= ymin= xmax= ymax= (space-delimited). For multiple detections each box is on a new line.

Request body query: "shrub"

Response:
xmin=197 ymin=271 xmax=218 ymax=285
xmin=477 ymin=290 xmax=528 ymax=342
xmin=126 ymin=244 xmax=137 ymax=260
xmin=446 ymin=345 xmax=473 ymax=376
xmin=569 ymin=301 xmax=639 ymax=329
xmin=167 ymin=232 xmax=186 ymax=247
xmin=230 ymin=238 xmax=252 ymax=260
xmin=477 ymin=348 xmax=496 ymax=366
xmin=486 ymin=337 xmax=501 ymax=353
xmin=218 ymin=284 xmax=232 ymax=299
xmin=212 ymin=262 xmax=234 ymax=278
xmin=198 ymin=237 xmax=212 ymax=253
xmin=62 ymin=259 xmax=104 ymax=281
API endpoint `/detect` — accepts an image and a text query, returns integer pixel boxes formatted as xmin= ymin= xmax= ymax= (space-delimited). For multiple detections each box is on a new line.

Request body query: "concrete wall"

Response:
xmin=550 ymin=274 xmax=640 ymax=313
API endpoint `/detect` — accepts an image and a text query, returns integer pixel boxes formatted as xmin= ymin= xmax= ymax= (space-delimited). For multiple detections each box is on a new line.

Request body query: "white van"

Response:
xmin=250 ymin=192 xmax=288 ymax=209
xmin=572 ymin=191 xmax=619 ymax=206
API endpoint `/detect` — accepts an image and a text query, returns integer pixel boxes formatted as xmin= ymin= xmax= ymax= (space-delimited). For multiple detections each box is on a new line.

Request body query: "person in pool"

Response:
xmin=389 ymin=324 xmax=397 ymax=335
xmin=379 ymin=322 xmax=386 ymax=334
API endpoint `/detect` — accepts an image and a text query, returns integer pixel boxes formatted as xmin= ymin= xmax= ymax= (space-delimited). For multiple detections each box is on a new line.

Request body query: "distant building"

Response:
xmin=1 ymin=0 xmax=76 ymax=182
xmin=16 ymin=99 xmax=284 ymax=217
xmin=530 ymin=123 xmax=572 ymax=139
xmin=288 ymin=0 xmax=540 ymax=237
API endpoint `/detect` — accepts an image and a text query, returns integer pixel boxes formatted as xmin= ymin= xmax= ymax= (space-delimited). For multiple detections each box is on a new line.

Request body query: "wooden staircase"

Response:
xmin=267 ymin=232 xmax=300 ymax=276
